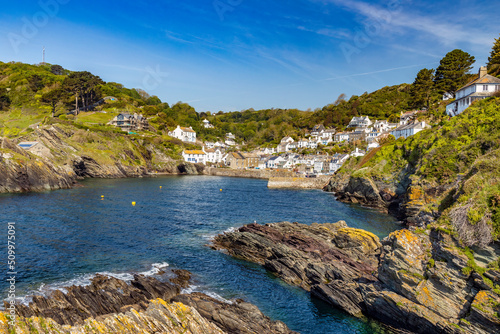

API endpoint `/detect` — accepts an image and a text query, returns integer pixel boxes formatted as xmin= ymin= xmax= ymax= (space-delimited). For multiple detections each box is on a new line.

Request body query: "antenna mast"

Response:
xmin=42 ymin=46 xmax=45 ymax=64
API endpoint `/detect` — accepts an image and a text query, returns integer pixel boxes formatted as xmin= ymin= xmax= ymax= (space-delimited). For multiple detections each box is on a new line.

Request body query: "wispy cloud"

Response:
xmin=324 ymin=62 xmax=436 ymax=81
xmin=322 ymin=0 xmax=495 ymax=48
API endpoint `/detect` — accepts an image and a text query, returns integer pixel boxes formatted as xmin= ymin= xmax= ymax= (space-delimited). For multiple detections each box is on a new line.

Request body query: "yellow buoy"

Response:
xmin=132 ymin=202 xmax=136 ymax=206
xmin=160 ymin=186 xmax=162 ymax=189
xmin=220 ymin=189 xmax=222 ymax=192
xmin=101 ymin=195 xmax=104 ymax=198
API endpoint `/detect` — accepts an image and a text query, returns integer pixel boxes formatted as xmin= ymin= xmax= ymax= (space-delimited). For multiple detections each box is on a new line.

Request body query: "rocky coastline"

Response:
xmin=1 ymin=269 xmax=295 ymax=334
xmin=212 ymin=221 xmax=500 ymax=334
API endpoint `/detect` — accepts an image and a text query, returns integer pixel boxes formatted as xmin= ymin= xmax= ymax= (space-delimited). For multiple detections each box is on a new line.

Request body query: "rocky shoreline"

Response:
xmin=212 ymin=221 xmax=500 ymax=334
xmin=1 ymin=269 xmax=296 ymax=334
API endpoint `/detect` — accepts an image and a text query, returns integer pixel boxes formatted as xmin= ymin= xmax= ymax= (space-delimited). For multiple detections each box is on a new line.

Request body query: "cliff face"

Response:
xmin=0 ymin=124 xmax=204 ymax=194
xmin=2 ymin=270 xmax=296 ymax=334
xmin=212 ymin=222 xmax=500 ymax=334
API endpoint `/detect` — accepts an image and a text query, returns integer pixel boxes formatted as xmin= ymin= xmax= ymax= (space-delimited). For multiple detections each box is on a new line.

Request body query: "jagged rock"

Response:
xmin=3 ymin=269 xmax=295 ymax=334
xmin=173 ymin=293 xmax=296 ymax=334
xmin=212 ymin=221 xmax=500 ymax=334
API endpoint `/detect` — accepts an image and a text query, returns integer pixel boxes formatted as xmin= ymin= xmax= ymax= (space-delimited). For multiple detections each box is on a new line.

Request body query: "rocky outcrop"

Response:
xmin=212 ymin=221 xmax=500 ymax=334
xmin=2 ymin=269 xmax=296 ymax=334
xmin=0 ymin=124 xmax=208 ymax=193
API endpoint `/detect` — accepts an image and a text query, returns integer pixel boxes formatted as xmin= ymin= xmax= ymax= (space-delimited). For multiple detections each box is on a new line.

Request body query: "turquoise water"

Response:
xmin=0 ymin=176 xmax=398 ymax=333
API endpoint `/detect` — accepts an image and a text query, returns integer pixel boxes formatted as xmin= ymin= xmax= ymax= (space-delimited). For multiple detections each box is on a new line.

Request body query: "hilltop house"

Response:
xmin=182 ymin=150 xmax=206 ymax=164
xmin=109 ymin=113 xmax=149 ymax=132
xmin=169 ymin=125 xmax=197 ymax=143
xmin=446 ymin=66 xmax=500 ymax=116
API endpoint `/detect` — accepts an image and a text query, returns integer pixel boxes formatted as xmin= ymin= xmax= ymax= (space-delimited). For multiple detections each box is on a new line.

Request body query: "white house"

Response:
xmin=202 ymin=119 xmax=214 ymax=128
xmin=109 ymin=113 xmax=149 ymax=132
xmin=348 ymin=116 xmax=372 ymax=128
xmin=318 ymin=129 xmax=336 ymax=145
xmin=169 ymin=125 xmax=197 ymax=143
xmin=182 ymin=150 xmax=206 ymax=164
xmin=390 ymin=121 xmax=428 ymax=140
xmin=334 ymin=132 xmax=350 ymax=142
xmin=446 ymin=66 xmax=500 ymax=116
xmin=329 ymin=153 xmax=349 ymax=173
xmin=225 ymin=133 xmax=236 ymax=146
xmin=203 ymin=147 xmax=223 ymax=164
xmin=310 ymin=124 xmax=326 ymax=138
xmin=350 ymin=147 xmax=366 ymax=157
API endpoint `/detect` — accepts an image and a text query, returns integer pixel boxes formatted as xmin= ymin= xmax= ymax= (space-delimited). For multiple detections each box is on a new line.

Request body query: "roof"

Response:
xmin=460 ymin=74 xmax=500 ymax=90
xmin=18 ymin=141 xmax=39 ymax=149
xmin=181 ymin=127 xmax=195 ymax=133
xmin=184 ymin=150 xmax=205 ymax=155
xmin=392 ymin=122 xmax=426 ymax=132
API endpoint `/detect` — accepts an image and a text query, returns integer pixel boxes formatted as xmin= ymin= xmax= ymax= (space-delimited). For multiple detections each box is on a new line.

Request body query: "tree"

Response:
xmin=42 ymin=88 xmax=65 ymax=117
xmin=434 ymin=49 xmax=475 ymax=97
xmin=63 ymin=71 xmax=104 ymax=114
xmin=0 ymin=88 xmax=10 ymax=110
xmin=411 ymin=68 xmax=436 ymax=109
xmin=50 ymin=64 xmax=65 ymax=75
xmin=487 ymin=34 xmax=500 ymax=77
xmin=28 ymin=74 xmax=45 ymax=92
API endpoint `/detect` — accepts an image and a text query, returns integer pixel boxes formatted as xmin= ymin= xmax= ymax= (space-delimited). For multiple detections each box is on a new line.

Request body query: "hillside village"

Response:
xmin=168 ymin=111 xmax=430 ymax=175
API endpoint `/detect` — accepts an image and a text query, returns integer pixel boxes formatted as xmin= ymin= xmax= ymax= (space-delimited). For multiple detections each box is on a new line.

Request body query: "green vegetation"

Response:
xmin=488 ymin=33 xmax=500 ymax=77
xmin=434 ymin=49 xmax=476 ymax=98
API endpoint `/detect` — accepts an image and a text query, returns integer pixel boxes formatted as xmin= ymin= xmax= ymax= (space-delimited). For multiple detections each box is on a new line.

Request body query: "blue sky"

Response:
xmin=1 ymin=0 xmax=499 ymax=112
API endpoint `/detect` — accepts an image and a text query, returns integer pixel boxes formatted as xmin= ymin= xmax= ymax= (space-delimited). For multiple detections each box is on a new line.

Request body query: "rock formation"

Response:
xmin=212 ymin=221 xmax=500 ymax=334
xmin=2 ymin=269 xmax=295 ymax=334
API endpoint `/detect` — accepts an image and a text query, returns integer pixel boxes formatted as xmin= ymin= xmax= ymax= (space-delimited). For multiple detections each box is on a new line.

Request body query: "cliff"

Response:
xmin=324 ymin=97 xmax=500 ymax=247
xmin=212 ymin=221 xmax=500 ymax=334
xmin=2 ymin=269 xmax=295 ymax=334
xmin=0 ymin=123 xmax=205 ymax=194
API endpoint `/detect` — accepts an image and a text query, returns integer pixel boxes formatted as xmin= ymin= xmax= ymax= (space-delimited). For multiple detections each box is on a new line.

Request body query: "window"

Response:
xmin=483 ymin=85 xmax=488 ymax=91
xmin=496 ymin=85 xmax=500 ymax=91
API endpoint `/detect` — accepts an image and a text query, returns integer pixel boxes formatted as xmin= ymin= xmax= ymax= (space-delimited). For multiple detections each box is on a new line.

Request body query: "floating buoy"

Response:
xmin=132 ymin=202 xmax=136 ymax=206
xmin=160 ymin=186 xmax=162 ymax=189
xmin=220 ymin=189 xmax=222 ymax=192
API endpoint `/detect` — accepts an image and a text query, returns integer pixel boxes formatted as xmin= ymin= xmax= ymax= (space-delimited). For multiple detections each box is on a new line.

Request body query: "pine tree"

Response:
xmin=434 ymin=49 xmax=475 ymax=98
xmin=411 ymin=68 xmax=436 ymax=109
xmin=487 ymin=34 xmax=500 ymax=77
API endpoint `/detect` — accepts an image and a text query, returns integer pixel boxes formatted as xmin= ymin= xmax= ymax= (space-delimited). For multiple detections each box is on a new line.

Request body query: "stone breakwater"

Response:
xmin=267 ymin=176 xmax=331 ymax=189
xmin=1 ymin=269 xmax=296 ymax=334
xmin=204 ymin=167 xmax=295 ymax=179
xmin=212 ymin=221 xmax=500 ymax=334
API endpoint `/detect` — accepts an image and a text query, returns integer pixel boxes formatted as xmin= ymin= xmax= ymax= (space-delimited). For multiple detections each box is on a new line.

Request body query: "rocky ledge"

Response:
xmin=1 ymin=269 xmax=295 ymax=334
xmin=212 ymin=221 xmax=500 ymax=334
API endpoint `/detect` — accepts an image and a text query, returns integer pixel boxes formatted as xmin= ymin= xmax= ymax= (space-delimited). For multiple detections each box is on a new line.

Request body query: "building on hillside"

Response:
xmin=310 ymin=124 xmax=326 ymax=137
xmin=318 ymin=129 xmax=336 ymax=145
xmin=350 ymin=147 xmax=366 ymax=157
xmin=390 ymin=121 xmax=428 ymax=140
xmin=446 ymin=66 xmax=500 ymax=116
xmin=202 ymin=119 xmax=214 ymax=128
xmin=347 ymin=116 xmax=372 ymax=128
xmin=109 ymin=113 xmax=149 ymax=132
xmin=182 ymin=150 xmax=206 ymax=164
xmin=334 ymin=132 xmax=350 ymax=143
xmin=169 ymin=125 xmax=197 ymax=143
xmin=18 ymin=141 xmax=52 ymax=158
xmin=348 ymin=130 xmax=366 ymax=142
xmin=225 ymin=133 xmax=236 ymax=146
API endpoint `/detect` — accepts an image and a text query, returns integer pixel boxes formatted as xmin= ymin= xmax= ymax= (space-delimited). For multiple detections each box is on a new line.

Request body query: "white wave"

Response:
xmin=181 ymin=285 xmax=233 ymax=304
xmin=12 ymin=262 xmax=170 ymax=306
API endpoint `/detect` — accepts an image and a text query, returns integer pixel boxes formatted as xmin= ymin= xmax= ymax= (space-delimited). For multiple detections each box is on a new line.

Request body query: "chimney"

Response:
xmin=479 ymin=66 xmax=488 ymax=77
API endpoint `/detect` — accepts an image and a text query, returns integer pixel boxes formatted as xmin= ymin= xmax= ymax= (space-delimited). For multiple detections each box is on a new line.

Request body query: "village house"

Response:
xmin=169 ymin=125 xmax=197 ymax=143
xmin=318 ymin=129 xmax=336 ymax=145
xmin=446 ymin=66 xmax=500 ymax=116
xmin=347 ymin=116 xmax=372 ymax=128
xmin=202 ymin=119 xmax=214 ymax=128
xmin=182 ymin=150 xmax=206 ymax=164
xmin=329 ymin=153 xmax=349 ymax=173
xmin=390 ymin=121 xmax=428 ymax=140
xmin=226 ymin=152 xmax=246 ymax=169
xmin=350 ymin=147 xmax=366 ymax=157
xmin=203 ymin=147 xmax=223 ymax=164
xmin=310 ymin=124 xmax=326 ymax=138
xmin=348 ymin=130 xmax=366 ymax=142
xmin=109 ymin=113 xmax=149 ymax=132
xmin=334 ymin=132 xmax=350 ymax=143
xmin=242 ymin=152 xmax=260 ymax=168
xmin=225 ymin=133 xmax=236 ymax=146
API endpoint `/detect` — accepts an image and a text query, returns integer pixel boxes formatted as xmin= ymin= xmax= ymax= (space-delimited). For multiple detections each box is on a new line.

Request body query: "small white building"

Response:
xmin=169 ymin=125 xmax=197 ymax=143
xmin=334 ymin=132 xmax=349 ymax=143
xmin=18 ymin=141 xmax=52 ymax=158
xmin=350 ymin=147 xmax=366 ymax=157
xmin=182 ymin=150 xmax=206 ymax=164
xmin=202 ymin=119 xmax=214 ymax=128
xmin=446 ymin=66 xmax=500 ymax=116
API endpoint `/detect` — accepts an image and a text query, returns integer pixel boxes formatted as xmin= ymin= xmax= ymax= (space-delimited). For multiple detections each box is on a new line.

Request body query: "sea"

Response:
xmin=0 ymin=175 xmax=399 ymax=333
